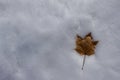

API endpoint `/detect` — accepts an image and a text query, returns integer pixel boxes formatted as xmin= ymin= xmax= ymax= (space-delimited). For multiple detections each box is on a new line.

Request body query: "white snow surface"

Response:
xmin=0 ymin=0 xmax=120 ymax=80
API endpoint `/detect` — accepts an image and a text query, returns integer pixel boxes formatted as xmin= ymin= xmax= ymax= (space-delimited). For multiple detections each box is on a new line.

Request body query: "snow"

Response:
xmin=0 ymin=0 xmax=120 ymax=80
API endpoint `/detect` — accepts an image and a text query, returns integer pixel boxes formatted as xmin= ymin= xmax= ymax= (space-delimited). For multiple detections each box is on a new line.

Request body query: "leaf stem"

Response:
xmin=82 ymin=54 xmax=86 ymax=70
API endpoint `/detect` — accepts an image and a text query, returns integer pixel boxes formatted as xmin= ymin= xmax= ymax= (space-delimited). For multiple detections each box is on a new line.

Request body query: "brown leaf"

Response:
xmin=74 ymin=32 xmax=99 ymax=70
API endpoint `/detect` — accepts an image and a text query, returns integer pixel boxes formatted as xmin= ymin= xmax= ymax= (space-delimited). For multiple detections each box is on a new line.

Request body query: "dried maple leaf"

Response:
xmin=74 ymin=32 xmax=98 ymax=70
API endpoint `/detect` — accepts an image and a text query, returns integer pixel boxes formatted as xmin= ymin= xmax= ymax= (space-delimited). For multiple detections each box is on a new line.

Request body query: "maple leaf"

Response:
xmin=74 ymin=32 xmax=99 ymax=70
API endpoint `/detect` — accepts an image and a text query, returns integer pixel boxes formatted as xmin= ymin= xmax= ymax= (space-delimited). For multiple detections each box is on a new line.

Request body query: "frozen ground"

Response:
xmin=0 ymin=0 xmax=120 ymax=80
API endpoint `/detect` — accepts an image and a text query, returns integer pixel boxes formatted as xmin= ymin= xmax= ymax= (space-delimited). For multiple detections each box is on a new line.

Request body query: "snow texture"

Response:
xmin=0 ymin=0 xmax=120 ymax=80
